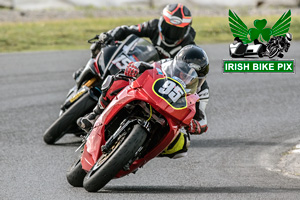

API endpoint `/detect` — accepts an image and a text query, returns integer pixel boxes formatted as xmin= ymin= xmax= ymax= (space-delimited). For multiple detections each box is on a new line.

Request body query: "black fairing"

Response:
xmin=76 ymin=64 xmax=96 ymax=89
xmin=97 ymin=46 xmax=118 ymax=78
xmin=75 ymin=34 xmax=159 ymax=93
xmin=99 ymin=34 xmax=159 ymax=79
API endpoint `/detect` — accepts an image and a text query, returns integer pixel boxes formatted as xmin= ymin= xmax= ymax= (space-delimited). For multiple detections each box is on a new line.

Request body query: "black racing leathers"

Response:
xmin=106 ymin=19 xmax=196 ymax=59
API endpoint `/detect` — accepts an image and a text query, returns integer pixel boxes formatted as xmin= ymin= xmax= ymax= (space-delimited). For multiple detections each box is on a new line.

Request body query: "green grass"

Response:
xmin=0 ymin=15 xmax=299 ymax=52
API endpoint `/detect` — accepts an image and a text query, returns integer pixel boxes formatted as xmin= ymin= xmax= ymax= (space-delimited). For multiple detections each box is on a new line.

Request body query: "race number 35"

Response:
xmin=158 ymin=80 xmax=184 ymax=103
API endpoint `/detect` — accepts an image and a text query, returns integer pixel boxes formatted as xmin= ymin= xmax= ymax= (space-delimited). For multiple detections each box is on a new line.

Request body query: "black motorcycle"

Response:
xmin=266 ymin=36 xmax=291 ymax=58
xmin=266 ymin=42 xmax=283 ymax=58
xmin=43 ymin=34 xmax=159 ymax=144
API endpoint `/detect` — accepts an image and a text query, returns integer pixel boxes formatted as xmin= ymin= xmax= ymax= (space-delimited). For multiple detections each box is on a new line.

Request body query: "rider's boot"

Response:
xmin=77 ymin=104 xmax=103 ymax=133
xmin=278 ymin=52 xmax=284 ymax=58
xmin=159 ymin=128 xmax=190 ymax=159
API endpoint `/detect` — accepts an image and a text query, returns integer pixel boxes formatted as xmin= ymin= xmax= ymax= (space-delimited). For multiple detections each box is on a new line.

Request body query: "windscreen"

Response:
xmin=128 ymin=38 xmax=159 ymax=63
xmin=162 ymin=60 xmax=199 ymax=94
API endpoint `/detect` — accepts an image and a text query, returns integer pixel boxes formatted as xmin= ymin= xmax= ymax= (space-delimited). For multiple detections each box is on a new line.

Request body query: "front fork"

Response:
xmin=60 ymin=77 xmax=98 ymax=116
xmin=101 ymin=119 xmax=150 ymax=154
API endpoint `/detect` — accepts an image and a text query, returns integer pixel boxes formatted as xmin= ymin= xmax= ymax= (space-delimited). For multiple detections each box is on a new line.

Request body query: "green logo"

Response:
xmin=229 ymin=9 xmax=291 ymax=44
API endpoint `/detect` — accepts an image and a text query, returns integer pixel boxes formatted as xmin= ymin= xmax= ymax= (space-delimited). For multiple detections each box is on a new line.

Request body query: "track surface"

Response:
xmin=1 ymin=43 xmax=300 ymax=199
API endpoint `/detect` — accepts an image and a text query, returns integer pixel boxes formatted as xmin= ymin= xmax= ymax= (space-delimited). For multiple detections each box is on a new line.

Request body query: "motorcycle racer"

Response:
xmin=77 ymin=45 xmax=210 ymax=159
xmin=266 ymin=33 xmax=292 ymax=58
xmin=92 ymin=3 xmax=195 ymax=59
xmin=73 ymin=3 xmax=196 ymax=84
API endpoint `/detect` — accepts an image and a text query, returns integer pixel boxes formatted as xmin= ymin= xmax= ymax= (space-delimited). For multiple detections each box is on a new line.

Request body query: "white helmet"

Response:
xmin=285 ymin=33 xmax=292 ymax=42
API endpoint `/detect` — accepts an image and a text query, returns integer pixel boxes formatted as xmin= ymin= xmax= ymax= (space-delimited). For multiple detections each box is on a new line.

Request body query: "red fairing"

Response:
xmin=105 ymin=80 xmax=129 ymax=102
xmin=81 ymin=65 xmax=199 ymax=176
xmin=94 ymin=54 xmax=101 ymax=76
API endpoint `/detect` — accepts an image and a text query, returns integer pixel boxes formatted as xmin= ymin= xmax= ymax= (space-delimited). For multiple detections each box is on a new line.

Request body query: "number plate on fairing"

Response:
xmin=111 ymin=54 xmax=132 ymax=70
xmin=153 ymin=77 xmax=187 ymax=109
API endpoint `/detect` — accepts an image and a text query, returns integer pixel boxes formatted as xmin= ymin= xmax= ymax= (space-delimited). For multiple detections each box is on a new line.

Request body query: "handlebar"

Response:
xmin=88 ymin=34 xmax=116 ymax=58
xmin=115 ymin=71 xmax=136 ymax=81
xmin=88 ymin=34 xmax=115 ymax=46
xmin=88 ymin=35 xmax=99 ymax=44
xmin=116 ymin=74 xmax=136 ymax=80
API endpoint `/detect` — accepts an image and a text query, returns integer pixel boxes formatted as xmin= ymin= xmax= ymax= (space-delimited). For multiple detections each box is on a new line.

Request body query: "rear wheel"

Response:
xmin=43 ymin=93 xmax=97 ymax=144
xmin=83 ymin=124 xmax=148 ymax=192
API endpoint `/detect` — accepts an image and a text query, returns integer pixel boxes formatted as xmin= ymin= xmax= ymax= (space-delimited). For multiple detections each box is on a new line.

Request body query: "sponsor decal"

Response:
xmin=170 ymin=16 xmax=182 ymax=25
xmin=70 ymin=90 xmax=86 ymax=103
xmin=152 ymin=77 xmax=187 ymax=109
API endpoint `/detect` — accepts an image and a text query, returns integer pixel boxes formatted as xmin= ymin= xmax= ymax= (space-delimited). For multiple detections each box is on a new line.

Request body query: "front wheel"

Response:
xmin=66 ymin=157 xmax=86 ymax=187
xmin=83 ymin=124 xmax=148 ymax=192
xmin=268 ymin=46 xmax=279 ymax=58
xmin=43 ymin=93 xmax=97 ymax=144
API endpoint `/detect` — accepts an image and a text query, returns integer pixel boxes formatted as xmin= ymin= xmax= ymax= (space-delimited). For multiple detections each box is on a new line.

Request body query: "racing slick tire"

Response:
xmin=83 ymin=124 xmax=148 ymax=192
xmin=66 ymin=157 xmax=86 ymax=187
xmin=43 ymin=93 xmax=96 ymax=144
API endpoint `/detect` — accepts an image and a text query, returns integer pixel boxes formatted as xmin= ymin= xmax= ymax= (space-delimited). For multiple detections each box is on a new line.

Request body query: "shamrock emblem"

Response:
xmin=229 ymin=10 xmax=291 ymax=44
xmin=248 ymin=19 xmax=272 ymax=42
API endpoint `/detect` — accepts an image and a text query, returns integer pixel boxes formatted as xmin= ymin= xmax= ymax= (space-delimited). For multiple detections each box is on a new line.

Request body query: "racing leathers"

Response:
xmin=75 ymin=19 xmax=196 ymax=82
xmin=102 ymin=19 xmax=196 ymax=59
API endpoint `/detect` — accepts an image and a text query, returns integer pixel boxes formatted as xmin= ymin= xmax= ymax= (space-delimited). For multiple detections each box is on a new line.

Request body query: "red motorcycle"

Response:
xmin=66 ymin=60 xmax=200 ymax=192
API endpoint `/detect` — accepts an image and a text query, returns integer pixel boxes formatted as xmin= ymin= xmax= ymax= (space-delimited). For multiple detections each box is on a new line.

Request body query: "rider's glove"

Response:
xmin=98 ymin=32 xmax=113 ymax=44
xmin=124 ymin=62 xmax=139 ymax=77
xmin=188 ymin=119 xmax=208 ymax=135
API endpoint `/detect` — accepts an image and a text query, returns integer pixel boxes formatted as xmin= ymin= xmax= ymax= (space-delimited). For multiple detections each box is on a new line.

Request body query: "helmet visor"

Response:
xmin=161 ymin=20 xmax=188 ymax=43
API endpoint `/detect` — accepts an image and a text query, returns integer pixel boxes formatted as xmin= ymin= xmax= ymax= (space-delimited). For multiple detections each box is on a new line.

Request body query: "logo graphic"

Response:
xmin=229 ymin=9 xmax=291 ymax=44
xmin=224 ymin=9 xmax=295 ymax=73
xmin=228 ymin=10 xmax=292 ymax=59
xmin=170 ymin=16 xmax=182 ymax=25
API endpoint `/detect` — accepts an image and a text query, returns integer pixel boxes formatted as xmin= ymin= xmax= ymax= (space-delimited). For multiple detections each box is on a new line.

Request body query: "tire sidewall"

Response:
xmin=83 ymin=124 xmax=147 ymax=192
xmin=43 ymin=93 xmax=97 ymax=144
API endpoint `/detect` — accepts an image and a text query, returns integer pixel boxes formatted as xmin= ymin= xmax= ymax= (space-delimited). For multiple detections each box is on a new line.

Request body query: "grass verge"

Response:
xmin=0 ymin=15 xmax=299 ymax=52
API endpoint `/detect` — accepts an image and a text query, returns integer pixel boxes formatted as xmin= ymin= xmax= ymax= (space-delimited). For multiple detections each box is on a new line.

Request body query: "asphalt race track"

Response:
xmin=1 ymin=43 xmax=300 ymax=200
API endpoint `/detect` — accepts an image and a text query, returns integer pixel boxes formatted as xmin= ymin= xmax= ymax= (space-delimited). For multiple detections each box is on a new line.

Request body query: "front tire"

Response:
xmin=268 ymin=46 xmax=279 ymax=58
xmin=83 ymin=124 xmax=148 ymax=192
xmin=66 ymin=157 xmax=86 ymax=187
xmin=43 ymin=93 xmax=97 ymax=144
